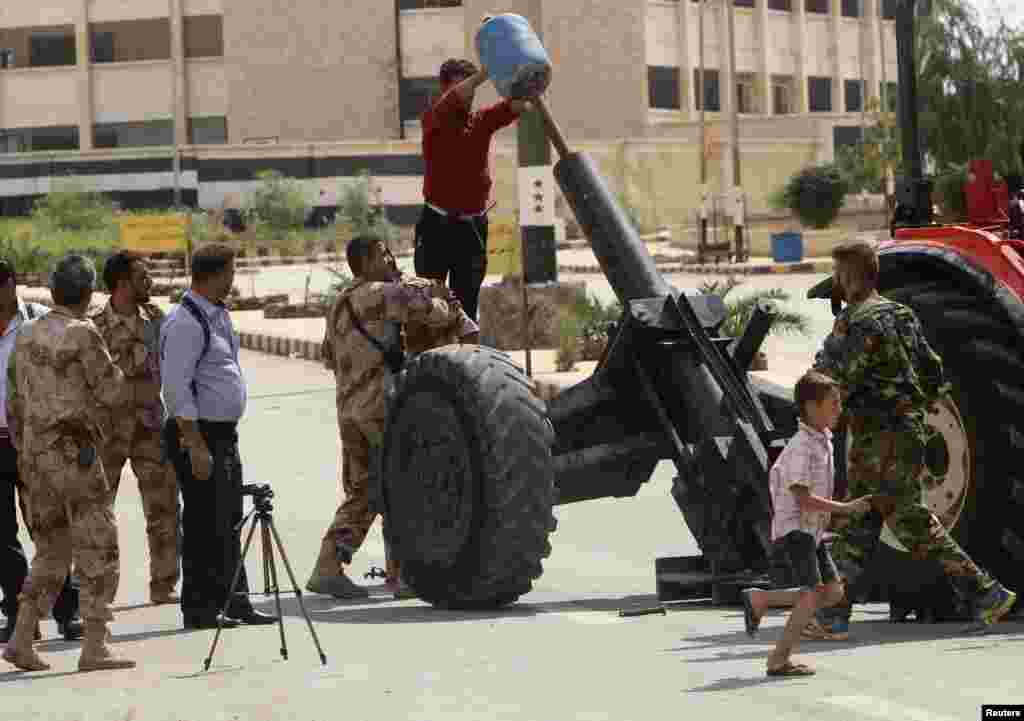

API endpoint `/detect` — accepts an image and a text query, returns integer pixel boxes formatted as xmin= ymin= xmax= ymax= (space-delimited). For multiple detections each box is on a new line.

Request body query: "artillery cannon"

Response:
xmin=377 ymin=3 xmax=1023 ymax=615
xmin=375 ymin=95 xmax=791 ymax=609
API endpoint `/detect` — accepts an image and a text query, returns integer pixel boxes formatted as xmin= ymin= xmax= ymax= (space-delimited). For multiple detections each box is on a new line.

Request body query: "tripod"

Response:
xmin=203 ymin=484 xmax=328 ymax=670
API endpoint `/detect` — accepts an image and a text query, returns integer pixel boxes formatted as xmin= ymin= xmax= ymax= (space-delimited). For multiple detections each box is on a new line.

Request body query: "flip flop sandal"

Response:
xmin=767 ymin=662 xmax=816 ymax=677
xmin=742 ymin=589 xmax=762 ymax=638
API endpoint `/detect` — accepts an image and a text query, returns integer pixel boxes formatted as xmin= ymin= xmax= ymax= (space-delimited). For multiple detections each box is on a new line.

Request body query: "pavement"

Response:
xmin=3 ymin=349 xmax=1021 ymax=721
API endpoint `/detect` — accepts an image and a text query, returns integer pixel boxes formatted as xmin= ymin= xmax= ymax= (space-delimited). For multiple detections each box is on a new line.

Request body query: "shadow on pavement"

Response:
xmin=252 ymin=593 xmax=676 ymax=624
xmin=687 ymin=675 xmax=813 ymax=693
xmin=667 ymin=617 xmax=1024 ymax=660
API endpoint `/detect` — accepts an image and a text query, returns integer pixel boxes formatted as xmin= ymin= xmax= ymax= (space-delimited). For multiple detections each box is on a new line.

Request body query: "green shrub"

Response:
xmin=338 ymin=170 xmax=398 ymax=244
xmin=32 ymin=178 xmax=114 ymax=234
xmin=773 ymin=163 xmax=850 ymax=229
xmin=246 ymin=170 xmax=310 ymax=236
xmin=698 ymin=277 xmax=810 ymax=338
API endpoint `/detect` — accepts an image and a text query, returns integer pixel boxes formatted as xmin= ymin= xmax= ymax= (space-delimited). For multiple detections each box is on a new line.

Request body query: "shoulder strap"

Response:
xmin=179 ymin=295 xmax=212 ymax=363
xmin=343 ymin=296 xmax=405 ymax=374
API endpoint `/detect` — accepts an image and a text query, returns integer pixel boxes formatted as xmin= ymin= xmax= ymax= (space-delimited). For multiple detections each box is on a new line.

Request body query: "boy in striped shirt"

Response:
xmin=741 ymin=370 xmax=872 ymax=677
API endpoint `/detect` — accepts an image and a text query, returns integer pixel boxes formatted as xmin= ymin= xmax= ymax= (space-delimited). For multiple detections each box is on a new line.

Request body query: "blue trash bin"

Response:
xmin=475 ymin=14 xmax=552 ymax=99
xmin=770 ymin=231 xmax=804 ymax=263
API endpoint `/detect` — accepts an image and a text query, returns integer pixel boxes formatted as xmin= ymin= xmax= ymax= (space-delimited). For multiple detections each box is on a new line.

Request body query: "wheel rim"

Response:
xmin=845 ymin=396 xmax=972 ymax=552
xmin=384 ymin=387 xmax=476 ymax=565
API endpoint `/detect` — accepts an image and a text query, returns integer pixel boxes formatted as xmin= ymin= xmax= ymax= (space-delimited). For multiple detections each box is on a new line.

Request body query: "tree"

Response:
xmin=916 ymin=0 xmax=1024 ymax=179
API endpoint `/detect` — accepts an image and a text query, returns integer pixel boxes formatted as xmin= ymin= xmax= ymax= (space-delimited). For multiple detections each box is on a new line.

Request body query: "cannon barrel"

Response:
xmin=534 ymin=98 xmax=670 ymax=304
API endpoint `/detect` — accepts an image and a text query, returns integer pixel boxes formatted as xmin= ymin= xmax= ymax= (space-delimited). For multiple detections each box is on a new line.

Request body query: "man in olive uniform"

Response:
xmin=2 ymin=255 xmax=134 ymax=672
xmin=813 ymin=240 xmax=1016 ymax=632
xmin=306 ymin=235 xmax=479 ymax=599
xmin=90 ymin=252 xmax=181 ymax=605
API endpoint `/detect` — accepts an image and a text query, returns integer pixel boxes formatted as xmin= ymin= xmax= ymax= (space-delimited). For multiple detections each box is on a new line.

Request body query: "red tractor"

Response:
xmin=805 ymin=0 xmax=1024 ymax=618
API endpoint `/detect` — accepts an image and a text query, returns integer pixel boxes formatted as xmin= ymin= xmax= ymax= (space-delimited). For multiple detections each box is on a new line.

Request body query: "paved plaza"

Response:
xmin=3 ymin=252 xmax=1021 ymax=720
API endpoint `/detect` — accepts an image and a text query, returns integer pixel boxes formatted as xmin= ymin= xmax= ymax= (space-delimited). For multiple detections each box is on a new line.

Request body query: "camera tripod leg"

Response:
xmin=261 ymin=518 xmax=288 ymax=660
xmin=204 ymin=509 xmax=259 ymax=671
xmin=266 ymin=518 xmax=328 ymax=666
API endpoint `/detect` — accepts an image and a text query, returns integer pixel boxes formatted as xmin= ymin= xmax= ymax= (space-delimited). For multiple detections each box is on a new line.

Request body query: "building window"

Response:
xmin=185 ymin=15 xmax=223 ymax=58
xmin=772 ymin=75 xmax=795 ymax=114
xmin=881 ymin=0 xmax=897 ymax=19
xmin=0 ymin=26 xmax=77 ymax=69
xmin=648 ymin=66 xmax=681 ymax=110
xmin=842 ymin=0 xmax=861 ymax=17
xmin=694 ymin=69 xmax=720 ymax=112
xmin=188 ymin=116 xmax=227 ymax=144
xmin=398 ymin=0 xmax=462 ymax=8
xmin=0 ymin=126 xmax=79 ymax=153
xmin=90 ymin=19 xmax=171 ymax=63
xmin=808 ymin=76 xmax=832 ymax=112
xmin=94 ymin=120 xmax=174 ymax=149
xmin=845 ymin=79 xmax=863 ymax=112
xmin=806 ymin=0 xmax=829 ymax=13
xmin=768 ymin=0 xmax=792 ymax=9
xmin=400 ymin=77 xmax=440 ymax=122
xmin=834 ymin=125 xmax=864 ymax=152
xmin=737 ymin=73 xmax=758 ymax=114
xmin=30 ymin=30 xmax=77 ymax=67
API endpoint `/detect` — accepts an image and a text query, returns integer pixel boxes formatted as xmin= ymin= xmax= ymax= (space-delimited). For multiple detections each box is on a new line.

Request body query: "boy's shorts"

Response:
xmin=769 ymin=530 xmax=839 ymax=591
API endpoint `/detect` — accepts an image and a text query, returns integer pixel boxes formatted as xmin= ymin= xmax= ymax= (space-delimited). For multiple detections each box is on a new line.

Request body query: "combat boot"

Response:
xmin=77 ymin=620 xmax=135 ymax=672
xmin=967 ymin=582 xmax=1017 ymax=633
xmin=305 ymin=538 xmax=369 ymax=599
xmin=1 ymin=606 xmax=50 ymax=671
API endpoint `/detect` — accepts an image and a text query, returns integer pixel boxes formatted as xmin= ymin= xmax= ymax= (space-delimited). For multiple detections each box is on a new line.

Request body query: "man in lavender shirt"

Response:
xmin=160 ymin=242 xmax=276 ymax=631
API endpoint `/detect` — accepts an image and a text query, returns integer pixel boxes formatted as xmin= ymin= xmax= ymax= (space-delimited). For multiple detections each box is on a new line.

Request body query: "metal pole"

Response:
xmin=698 ymin=0 xmax=708 ymax=250
xmin=726 ymin=0 xmax=744 ymax=260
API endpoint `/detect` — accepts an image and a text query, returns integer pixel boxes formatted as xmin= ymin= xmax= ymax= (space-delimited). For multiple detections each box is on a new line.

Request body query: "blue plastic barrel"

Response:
xmin=770 ymin=231 xmax=804 ymax=263
xmin=475 ymin=14 xmax=552 ymax=99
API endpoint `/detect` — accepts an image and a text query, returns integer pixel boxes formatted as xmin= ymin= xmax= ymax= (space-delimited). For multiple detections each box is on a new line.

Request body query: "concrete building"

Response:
xmin=0 ymin=0 xmax=899 ymax=227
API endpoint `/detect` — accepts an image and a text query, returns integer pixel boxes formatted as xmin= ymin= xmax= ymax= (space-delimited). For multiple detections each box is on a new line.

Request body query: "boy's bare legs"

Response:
xmin=749 ymin=582 xmax=845 ymax=672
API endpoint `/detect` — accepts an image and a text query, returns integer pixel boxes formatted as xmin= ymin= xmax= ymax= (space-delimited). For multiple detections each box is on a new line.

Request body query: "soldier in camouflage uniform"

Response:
xmin=813 ymin=240 xmax=1016 ymax=632
xmin=306 ymin=235 xmax=479 ymax=599
xmin=90 ymin=252 xmax=181 ymax=605
xmin=2 ymin=255 xmax=135 ymax=672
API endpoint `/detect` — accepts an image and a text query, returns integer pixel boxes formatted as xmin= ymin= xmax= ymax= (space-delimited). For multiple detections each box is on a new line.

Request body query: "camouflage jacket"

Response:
xmin=89 ymin=301 xmax=166 ymax=431
xmin=323 ymin=276 xmax=478 ymax=423
xmin=8 ymin=306 xmax=125 ymax=452
xmin=814 ymin=294 xmax=950 ymax=426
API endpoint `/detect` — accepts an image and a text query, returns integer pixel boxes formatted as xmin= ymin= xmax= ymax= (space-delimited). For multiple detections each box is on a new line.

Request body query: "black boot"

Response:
xmin=57 ymin=616 xmax=84 ymax=641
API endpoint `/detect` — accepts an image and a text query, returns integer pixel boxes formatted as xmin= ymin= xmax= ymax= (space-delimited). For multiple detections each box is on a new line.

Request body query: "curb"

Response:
xmin=234 ymin=327 xmax=570 ymax=401
xmin=557 ymin=260 xmax=833 ymax=276
xmin=236 ymin=331 xmax=325 ymax=364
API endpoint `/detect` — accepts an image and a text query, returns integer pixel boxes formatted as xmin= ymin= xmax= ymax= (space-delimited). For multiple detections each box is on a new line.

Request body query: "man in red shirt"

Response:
xmin=415 ymin=58 xmax=530 ymax=322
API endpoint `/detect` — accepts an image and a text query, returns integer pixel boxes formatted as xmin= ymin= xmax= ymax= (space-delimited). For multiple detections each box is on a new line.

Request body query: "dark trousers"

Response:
xmin=414 ymin=204 xmax=489 ymax=322
xmin=0 ymin=438 xmax=78 ymax=625
xmin=163 ymin=420 xmax=252 ymax=621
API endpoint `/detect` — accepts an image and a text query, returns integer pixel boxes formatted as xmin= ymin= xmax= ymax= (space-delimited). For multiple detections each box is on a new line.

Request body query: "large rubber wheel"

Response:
xmin=380 ymin=345 xmax=557 ymax=609
xmin=874 ymin=278 xmax=1024 ymax=595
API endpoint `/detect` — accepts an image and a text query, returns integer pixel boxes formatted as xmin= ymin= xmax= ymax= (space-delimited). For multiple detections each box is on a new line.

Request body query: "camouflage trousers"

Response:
xmin=831 ymin=417 xmax=996 ymax=598
xmin=313 ymin=414 xmax=384 ymax=576
xmin=17 ymin=440 xmax=119 ymax=623
xmin=102 ymin=419 xmax=181 ymax=595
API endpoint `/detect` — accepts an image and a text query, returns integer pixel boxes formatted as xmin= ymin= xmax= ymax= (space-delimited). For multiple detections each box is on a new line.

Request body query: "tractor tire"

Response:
xmin=379 ymin=345 xmax=557 ymax=609
xmin=878 ymin=280 xmax=1024 ymax=598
